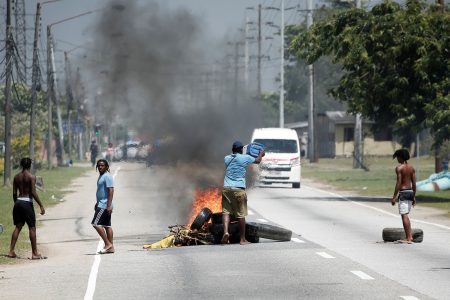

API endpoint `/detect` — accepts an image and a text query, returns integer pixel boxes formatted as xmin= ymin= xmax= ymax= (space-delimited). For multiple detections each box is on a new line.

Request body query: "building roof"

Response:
xmin=326 ymin=111 xmax=374 ymax=125
xmin=285 ymin=121 xmax=308 ymax=129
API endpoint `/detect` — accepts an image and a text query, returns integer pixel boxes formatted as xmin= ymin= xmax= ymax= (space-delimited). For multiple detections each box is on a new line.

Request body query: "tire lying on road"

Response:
xmin=246 ymin=222 xmax=292 ymax=241
xmin=382 ymin=227 xmax=423 ymax=243
xmin=208 ymin=223 xmax=259 ymax=244
xmin=190 ymin=207 xmax=212 ymax=230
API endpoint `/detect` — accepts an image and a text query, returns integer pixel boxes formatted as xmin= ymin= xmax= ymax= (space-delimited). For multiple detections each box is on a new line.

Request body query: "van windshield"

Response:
xmin=253 ymin=139 xmax=298 ymax=153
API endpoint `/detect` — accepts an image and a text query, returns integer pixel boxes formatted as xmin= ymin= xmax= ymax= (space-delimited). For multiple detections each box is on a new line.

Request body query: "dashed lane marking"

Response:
xmin=316 ymin=251 xmax=335 ymax=259
xmin=291 ymin=237 xmax=305 ymax=243
xmin=351 ymin=270 xmax=374 ymax=280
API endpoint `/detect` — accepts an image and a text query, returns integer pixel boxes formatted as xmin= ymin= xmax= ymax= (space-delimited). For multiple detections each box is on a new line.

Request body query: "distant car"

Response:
xmin=136 ymin=144 xmax=150 ymax=160
xmin=125 ymin=141 xmax=140 ymax=159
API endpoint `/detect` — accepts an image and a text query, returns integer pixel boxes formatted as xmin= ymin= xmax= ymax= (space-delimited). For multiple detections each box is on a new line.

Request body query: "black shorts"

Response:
xmin=91 ymin=208 xmax=111 ymax=227
xmin=13 ymin=201 xmax=36 ymax=227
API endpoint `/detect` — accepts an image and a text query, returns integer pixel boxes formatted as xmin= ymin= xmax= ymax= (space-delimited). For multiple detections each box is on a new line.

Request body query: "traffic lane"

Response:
xmin=248 ymin=185 xmax=450 ymax=299
xmin=93 ymin=236 xmax=429 ymax=300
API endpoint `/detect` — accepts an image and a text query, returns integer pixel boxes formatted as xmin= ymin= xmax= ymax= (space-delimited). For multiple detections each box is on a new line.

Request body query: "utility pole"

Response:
xmin=3 ymin=0 xmax=13 ymax=186
xmin=47 ymin=26 xmax=65 ymax=166
xmin=46 ymin=26 xmax=53 ymax=169
xmin=353 ymin=0 xmax=363 ymax=169
xmin=29 ymin=2 xmax=41 ymax=168
xmin=257 ymin=4 xmax=262 ymax=99
xmin=74 ymin=68 xmax=84 ymax=160
xmin=307 ymin=0 xmax=317 ymax=162
xmin=279 ymin=0 xmax=285 ymax=128
xmin=64 ymin=51 xmax=74 ymax=160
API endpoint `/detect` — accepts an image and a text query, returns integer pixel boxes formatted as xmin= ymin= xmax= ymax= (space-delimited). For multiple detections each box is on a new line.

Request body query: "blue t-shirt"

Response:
xmin=223 ymin=153 xmax=255 ymax=188
xmin=96 ymin=172 xmax=114 ymax=209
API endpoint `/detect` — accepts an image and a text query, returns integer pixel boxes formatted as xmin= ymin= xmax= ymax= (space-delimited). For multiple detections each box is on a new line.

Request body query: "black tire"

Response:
xmin=207 ymin=223 xmax=240 ymax=236
xmin=211 ymin=212 xmax=238 ymax=224
xmin=246 ymin=222 xmax=292 ymax=241
xmin=190 ymin=207 xmax=212 ymax=230
xmin=382 ymin=228 xmax=423 ymax=243
xmin=292 ymin=182 xmax=300 ymax=189
xmin=212 ymin=232 xmax=260 ymax=244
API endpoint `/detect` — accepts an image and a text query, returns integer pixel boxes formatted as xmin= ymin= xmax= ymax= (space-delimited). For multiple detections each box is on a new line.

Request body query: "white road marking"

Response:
xmin=248 ymin=210 xmax=254 ymax=215
xmin=291 ymin=237 xmax=305 ymax=243
xmin=400 ymin=296 xmax=420 ymax=300
xmin=304 ymin=185 xmax=450 ymax=231
xmin=84 ymin=166 xmax=120 ymax=300
xmin=257 ymin=218 xmax=268 ymax=223
xmin=84 ymin=241 xmax=103 ymax=300
xmin=351 ymin=270 xmax=374 ymax=280
xmin=316 ymin=251 xmax=335 ymax=259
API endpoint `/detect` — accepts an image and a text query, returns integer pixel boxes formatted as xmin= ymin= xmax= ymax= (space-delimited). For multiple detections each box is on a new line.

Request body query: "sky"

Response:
xmin=12 ymin=0 xmax=309 ymax=92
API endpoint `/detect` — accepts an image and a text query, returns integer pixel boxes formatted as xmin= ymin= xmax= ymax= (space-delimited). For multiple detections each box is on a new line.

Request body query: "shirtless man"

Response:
xmin=391 ymin=149 xmax=416 ymax=243
xmin=8 ymin=157 xmax=46 ymax=259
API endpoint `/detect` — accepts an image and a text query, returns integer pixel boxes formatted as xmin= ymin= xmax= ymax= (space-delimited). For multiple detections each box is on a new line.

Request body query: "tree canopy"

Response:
xmin=291 ymin=0 xmax=450 ymax=147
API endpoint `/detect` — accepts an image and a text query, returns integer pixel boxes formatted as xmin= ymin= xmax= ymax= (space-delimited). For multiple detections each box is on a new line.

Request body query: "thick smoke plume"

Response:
xmin=87 ymin=0 xmax=264 ymax=222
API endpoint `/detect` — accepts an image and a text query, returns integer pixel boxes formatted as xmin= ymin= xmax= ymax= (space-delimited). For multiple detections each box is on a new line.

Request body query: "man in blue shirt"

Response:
xmin=222 ymin=141 xmax=264 ymax=245
xmin=91 ymin=159 xmax=115 ymax=254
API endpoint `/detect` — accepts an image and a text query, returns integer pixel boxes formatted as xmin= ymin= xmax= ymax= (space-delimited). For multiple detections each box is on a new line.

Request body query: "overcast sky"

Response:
xmin=14 ymin=0 xmax=309 ymax=92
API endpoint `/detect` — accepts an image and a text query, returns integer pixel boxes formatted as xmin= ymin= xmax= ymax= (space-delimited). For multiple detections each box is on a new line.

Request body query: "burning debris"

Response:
xmin=143 ymin=188 xmax=293 ymax=249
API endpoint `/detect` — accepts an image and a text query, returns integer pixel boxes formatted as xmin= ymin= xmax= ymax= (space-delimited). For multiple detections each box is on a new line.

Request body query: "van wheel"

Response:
xmin=382 ymin=228 xmax=423 ymax=243
xmin=246 ymin=222 xmax=292 ymax=241
xmin=292 ymin=182 xmax=300 ymax=189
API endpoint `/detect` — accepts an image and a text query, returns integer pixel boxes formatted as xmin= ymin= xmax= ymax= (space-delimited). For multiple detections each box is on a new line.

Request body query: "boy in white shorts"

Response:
xmin=391 ymin=149 xmax=416 ymax=243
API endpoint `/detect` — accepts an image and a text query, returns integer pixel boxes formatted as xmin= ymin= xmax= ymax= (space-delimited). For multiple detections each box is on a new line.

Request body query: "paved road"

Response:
xmin=0 ymin=162 xmax=447 ymax=299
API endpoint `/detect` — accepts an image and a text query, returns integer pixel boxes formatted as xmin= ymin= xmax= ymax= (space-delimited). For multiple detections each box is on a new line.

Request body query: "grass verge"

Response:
xmin=302 ymin=156 xmax=450 ymax=217
xmin=0 ymin=165 xmax=89 ymax=264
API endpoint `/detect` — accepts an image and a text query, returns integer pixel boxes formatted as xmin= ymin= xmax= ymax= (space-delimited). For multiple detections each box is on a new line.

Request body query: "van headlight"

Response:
xmin=290 ymin=157 xmax=300 ymax=166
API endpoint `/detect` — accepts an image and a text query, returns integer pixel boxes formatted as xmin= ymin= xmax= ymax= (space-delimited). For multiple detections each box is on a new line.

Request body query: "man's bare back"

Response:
xmin=14 ymin=170 xmax=35 ymax=199
xmin=395 ymin=163 xmax=416 ymax=191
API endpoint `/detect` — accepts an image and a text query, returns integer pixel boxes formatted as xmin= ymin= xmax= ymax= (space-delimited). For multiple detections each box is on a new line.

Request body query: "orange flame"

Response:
xmin=188 ymin=188 xmax=222 ymax=225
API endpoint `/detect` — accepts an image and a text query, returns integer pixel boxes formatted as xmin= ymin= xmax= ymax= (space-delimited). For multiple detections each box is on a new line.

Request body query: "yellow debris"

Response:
xmin=143 ymin=235 xmax=175 ymax=249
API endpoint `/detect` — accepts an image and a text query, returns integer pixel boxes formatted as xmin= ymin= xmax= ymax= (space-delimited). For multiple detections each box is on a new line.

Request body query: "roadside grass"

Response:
xmin=302 ymin=156 xmax=450 ymax=217
xmin=0 ymin=165 xmax=90 ymax=264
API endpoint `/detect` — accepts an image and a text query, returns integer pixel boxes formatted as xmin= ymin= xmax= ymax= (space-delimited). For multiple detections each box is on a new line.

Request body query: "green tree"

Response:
xmin=291 ymin=0 xmax=450 ymax=149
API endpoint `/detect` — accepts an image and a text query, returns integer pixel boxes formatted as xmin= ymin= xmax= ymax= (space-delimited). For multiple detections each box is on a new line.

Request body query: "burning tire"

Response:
xmin=190 ymin=207 xmax=212 ymax=230
xmin=211 ymin=212 xmax=238 ymax=224
xmin=382 ymin=228 xmax=423 ymax=243
xmin=246 ymin=222 xmax=292 ymax=242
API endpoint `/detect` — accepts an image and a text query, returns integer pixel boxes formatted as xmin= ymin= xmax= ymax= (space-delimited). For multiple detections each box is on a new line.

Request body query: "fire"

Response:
xmin=188 ymin=188 xmax=222 ymax=225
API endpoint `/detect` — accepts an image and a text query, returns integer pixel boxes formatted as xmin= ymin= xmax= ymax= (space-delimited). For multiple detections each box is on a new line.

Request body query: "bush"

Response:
xmin=11 ymin=135 xmax=43 ymax=168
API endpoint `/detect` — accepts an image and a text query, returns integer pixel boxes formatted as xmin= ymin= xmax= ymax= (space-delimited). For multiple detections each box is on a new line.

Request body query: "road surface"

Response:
xmin=1 ymin=162 xmax=448 ymax=299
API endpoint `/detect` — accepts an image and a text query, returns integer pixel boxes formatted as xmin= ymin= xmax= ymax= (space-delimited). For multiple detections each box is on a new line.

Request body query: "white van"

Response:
xmin=250 ymin=128 xmax=301 ymax=188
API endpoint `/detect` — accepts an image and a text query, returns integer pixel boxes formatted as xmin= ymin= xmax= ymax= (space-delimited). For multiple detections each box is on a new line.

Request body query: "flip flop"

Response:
xmin=98 ymin=248 xmax=115 ymax=254
xmin=30 ymin=256 xmax=48 ymax=260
